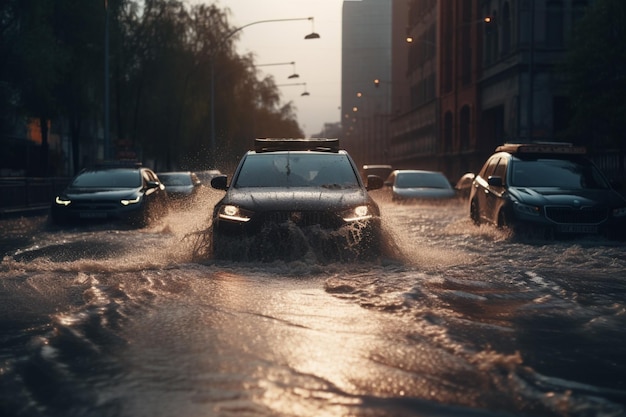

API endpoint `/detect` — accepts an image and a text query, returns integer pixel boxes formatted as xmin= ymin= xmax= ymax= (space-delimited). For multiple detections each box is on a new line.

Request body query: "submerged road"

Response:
xmin=1 ymin=190 xmax=625 ymax=417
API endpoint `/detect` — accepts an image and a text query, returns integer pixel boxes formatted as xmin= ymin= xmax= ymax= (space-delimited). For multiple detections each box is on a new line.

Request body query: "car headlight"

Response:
xmin=218 ymin=205 xmax=252 ymax=222
xmin=121 ymin=195 xmax=142 ymax=206
xmin=342 ymin=205 xmax=373 ymax=222
xmin=612 ymin=207 xmax=626 ymax=218
xmin=512 ymin=201 xmax=540 ymax=216
xmin=55 ymin=196 xmax=71 ymax=206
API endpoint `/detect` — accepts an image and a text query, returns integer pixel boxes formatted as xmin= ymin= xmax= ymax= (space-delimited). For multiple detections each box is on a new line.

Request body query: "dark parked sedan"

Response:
xmin=210 ymin=138 xmax=384 ymax=261
xmin=50 ymin=164 xmax=169 ymax=227
xmin=469 ymin=143 xmax=626 ymax=238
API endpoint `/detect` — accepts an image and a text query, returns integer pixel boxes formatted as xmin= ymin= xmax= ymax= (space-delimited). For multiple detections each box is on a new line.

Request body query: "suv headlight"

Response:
xmin=121 ymin=195 xmax=142 ymax=205
xmin=513 ymin=201 xmax=541 ymax=216
xmin=342 ymin=205 xmax=373 ymax=222
xmin=55 ymin=196 xmax=71 ymax=206
xmin=218 ymin=205 xmax=252 ymax=222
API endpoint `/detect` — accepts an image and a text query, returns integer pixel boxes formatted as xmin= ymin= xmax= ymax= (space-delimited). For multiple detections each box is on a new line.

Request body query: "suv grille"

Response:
xmin=72 ymin=199 xmax=120 ymax=211
xmin=545 ymin=206 xmax=608 ymax=224
xmin=262 ymin=211 xmax=341 ymax=228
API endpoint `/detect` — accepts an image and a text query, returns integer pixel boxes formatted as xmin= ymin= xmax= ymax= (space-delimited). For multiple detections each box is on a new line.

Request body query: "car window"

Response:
xmin=510 ymin=159 xmax=609 ymax=189
xmin=72 ymin=169 xmax=141 ymax=188
xmin=395 ymin=172 xmax=451 ymax=189
xmin=235 ymin=153 xmax=359 ymax=188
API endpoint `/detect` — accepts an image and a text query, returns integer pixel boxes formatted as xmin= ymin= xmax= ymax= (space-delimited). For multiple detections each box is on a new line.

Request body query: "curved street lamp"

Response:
xmin=210 ymin=17 xmax=320 ymax=162
xmin=277 ymin=82 xmax=310 ymax=97
xmin=257 ymin=61 xmax=300 ymax=79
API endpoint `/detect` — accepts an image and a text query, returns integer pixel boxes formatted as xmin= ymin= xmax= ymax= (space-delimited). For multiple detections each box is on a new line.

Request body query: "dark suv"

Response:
xmin=469 ymin=143 xmax=626 ymax=239
xmin=210 ymin=138 xmax=384 ymax=261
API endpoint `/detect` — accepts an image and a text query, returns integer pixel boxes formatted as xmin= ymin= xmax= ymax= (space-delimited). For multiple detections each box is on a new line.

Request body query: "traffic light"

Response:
xmin=374 ymin=79 xmax=380 ymax=88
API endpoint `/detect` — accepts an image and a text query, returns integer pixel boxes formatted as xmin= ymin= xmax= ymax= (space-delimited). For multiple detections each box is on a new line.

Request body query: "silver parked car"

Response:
xmin=384 ymin=170 xmax=456 ymax=201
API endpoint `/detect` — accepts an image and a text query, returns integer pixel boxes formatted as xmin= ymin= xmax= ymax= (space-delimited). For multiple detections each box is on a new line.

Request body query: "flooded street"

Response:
xmin=1 ymin=190 xmax=625 ymax=417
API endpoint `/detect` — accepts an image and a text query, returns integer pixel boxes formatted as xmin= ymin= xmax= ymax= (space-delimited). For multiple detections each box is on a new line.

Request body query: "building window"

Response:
xmin=484 ymin=8 xmax=498 ymax=64
xmin=443 ymin=0 xmax=453 ymax=92
xmin=553 ymin=96 xmax=571 ymax=137
xmin=502 ymin=2 xmax=511 ymax=54
xmin=444 ymin=112 xmax=453 ymax=153
xmin=546 ymin=0 xmax=564 ymax=48
xmin=460 ymin=106 xmax=471 ymax=150
xmin=572 ymin=0 xmax=589 ymax=23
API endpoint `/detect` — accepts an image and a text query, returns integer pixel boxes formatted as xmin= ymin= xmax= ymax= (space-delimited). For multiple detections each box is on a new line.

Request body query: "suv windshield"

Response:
xmin=72 ymin=169 xmax=142 ymax=188
xmin=235 ymin=153 xmax=360 ymax=188
xmin=509 ymin=158 xmax=609 ymax=189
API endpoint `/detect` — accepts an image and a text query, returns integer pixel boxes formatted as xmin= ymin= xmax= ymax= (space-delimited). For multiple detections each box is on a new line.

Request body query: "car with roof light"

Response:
xmin=50 ymin=162 xmax=169 ymax=227
xmin=194 ymin=169 xmax=222 ymax=185
xmin=210 ymin=138 xmax=384 ymax=261
xmin=384 ymin=169 xmax=456 ymax=202
xmin=361 ymin=164 xmax=393 ymax=183
xmin=469 ymin=142 xmax=626 ymax=239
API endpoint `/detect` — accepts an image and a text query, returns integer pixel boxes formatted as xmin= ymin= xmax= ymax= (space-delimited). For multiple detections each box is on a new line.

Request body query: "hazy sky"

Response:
xmin=191 ymin=0 xmax=344 ymax=137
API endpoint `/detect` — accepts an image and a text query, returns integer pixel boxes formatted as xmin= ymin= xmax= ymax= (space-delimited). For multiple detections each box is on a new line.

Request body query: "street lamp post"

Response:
xmin=209 ymin=17 xmax=319 ymax=164
xmin=104 ymin=0 xmax=110 ymax=161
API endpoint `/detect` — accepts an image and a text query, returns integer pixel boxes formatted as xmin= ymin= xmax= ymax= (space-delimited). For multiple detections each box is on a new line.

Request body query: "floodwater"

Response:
xmin=1 ymin=189 xmax=625 ymax=417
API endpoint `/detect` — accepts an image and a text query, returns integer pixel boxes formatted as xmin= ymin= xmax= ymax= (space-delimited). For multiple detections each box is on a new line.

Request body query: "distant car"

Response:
xmin=50 ymin=163 xmax=169 ymax=227
xmin=384 ymin=169 xmax=456 ymax=201
xmin=158 ymin=171 xmax=202 ymax=200
xmin=454 ymin=172 xmax=475 ymax=199
xmin=210 ymin=138 xmax=384 ymax=261
xmin=195 ymin=169 xmax=222 ymax=185
xmin=469 ymin=142 xmax=626 ymax=238
xmin=361 ymin=164 xmax=393 ymax=183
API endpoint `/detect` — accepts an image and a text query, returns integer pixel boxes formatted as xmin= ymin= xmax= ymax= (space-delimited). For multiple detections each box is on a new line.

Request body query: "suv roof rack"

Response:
xmin=254 ymin=138 xmax=339 ymax=153
xmin=496 ymin=143 xmax=586 ymax=155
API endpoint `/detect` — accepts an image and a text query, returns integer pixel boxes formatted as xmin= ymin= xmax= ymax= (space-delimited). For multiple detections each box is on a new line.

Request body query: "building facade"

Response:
xmin=390 ymin=0 xmax=440 ymax=172
xmin=387 ymin=0 xmax=592 ymax=182
xmin=438 ymin=0 xmax=485 ymax=177
xmin=341 ymin=0 xmax=393 ymax=169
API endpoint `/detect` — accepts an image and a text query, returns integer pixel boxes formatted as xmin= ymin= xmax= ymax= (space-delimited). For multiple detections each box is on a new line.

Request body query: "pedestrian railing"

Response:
xmin=0 ymin=177 xmax=70 ymax=213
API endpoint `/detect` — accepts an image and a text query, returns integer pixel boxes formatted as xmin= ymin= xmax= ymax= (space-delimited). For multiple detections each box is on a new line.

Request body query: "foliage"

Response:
xmin=0 ymin=0 xmax=305 ymax=175
xmin=562 ymin=0 xmax=626 ymax=151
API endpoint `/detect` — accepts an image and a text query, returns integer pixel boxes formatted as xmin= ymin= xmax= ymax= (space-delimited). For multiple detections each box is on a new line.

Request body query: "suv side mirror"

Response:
xmin=366 ymin=175 xmax=384 ymax=191
xmin=211 ymin=175 xmax=228 ymax=190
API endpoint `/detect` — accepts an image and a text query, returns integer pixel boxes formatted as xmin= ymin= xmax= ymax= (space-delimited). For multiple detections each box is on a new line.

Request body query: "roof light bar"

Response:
xmin=254 ymin=138 xmax=340 ymax=153
xmin=496 ymin=143 xmax=587 ymax=155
